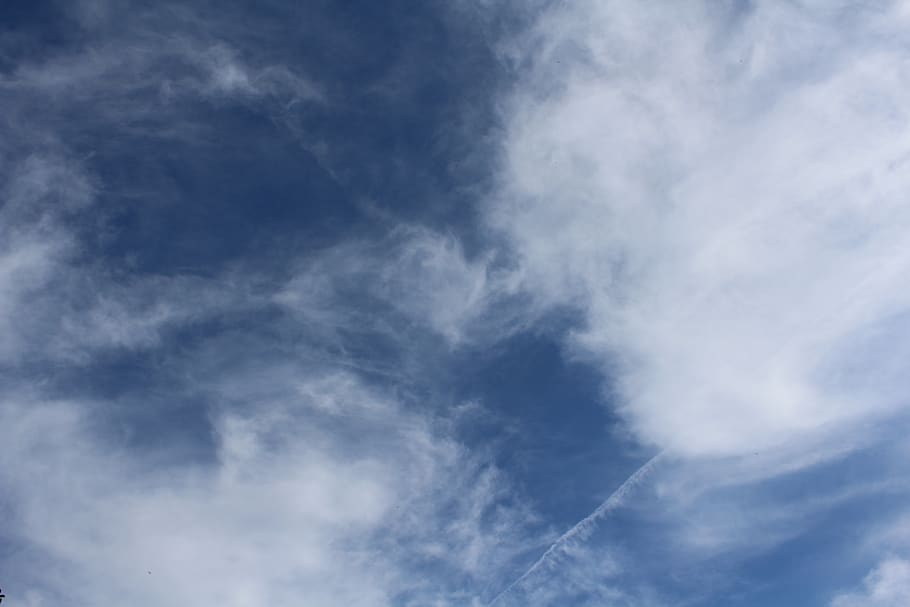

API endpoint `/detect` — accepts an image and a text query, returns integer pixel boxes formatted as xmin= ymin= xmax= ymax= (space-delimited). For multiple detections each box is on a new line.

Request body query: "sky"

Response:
xmin=1 ymin=1 xmax=910 ymax=605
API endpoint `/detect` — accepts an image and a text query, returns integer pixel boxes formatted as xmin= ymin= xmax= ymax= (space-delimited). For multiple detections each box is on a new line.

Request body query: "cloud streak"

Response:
xmin=487 ymin=451 xmax=664 ymax=606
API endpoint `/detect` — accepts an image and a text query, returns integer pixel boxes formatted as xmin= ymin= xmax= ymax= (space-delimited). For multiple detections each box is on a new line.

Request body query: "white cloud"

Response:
xmin=0 ymin=367 xmax=537 ymax=607
xmin=832 ymin=558 xmax=910 ymax=607
xmin=492 ymin=0 xmax=910 ymax=457
xmin=276 ymin=226 xmax=525 ymax=347
xmin=0 ymin=391 xmax=393 ymax=606
xmin=375 ymin=227 xmax=491 ymax=343
xmin=0 ymin=154 xmax=250 ymax=363
xmin=0 ymin=16 xmax=323 ymax=145
xmin=178 ymin=43 xmax=324 ymax=104
xmin=470 ymin=3 xmax=910 ymax=598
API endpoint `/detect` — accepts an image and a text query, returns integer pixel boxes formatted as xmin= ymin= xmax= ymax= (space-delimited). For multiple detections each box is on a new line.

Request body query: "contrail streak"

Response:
xmin=487 ymin=452 xmax=665 ymax=606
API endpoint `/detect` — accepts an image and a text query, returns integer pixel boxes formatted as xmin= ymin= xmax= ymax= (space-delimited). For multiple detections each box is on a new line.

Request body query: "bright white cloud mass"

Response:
xmin=1 ymin=1 xmax=909 ymax=606
xmin=496 ymin=0 xmax=910 ymax=458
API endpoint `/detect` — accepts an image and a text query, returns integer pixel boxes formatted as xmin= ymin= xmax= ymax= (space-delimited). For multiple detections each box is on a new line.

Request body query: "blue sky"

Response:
xmin=1 ymin=1 xmax=910 ymax=605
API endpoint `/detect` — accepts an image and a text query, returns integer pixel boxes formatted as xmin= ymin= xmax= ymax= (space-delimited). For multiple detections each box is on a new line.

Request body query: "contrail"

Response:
xmin=487 ymin=452 xmax=665 ymax=606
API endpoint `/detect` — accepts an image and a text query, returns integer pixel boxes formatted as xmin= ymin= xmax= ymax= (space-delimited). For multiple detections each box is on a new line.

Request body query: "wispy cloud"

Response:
xmin=3 ymin=1 xmax=910 ymax=605
xmin=0 ymin=5 xmax=542 ymax=604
